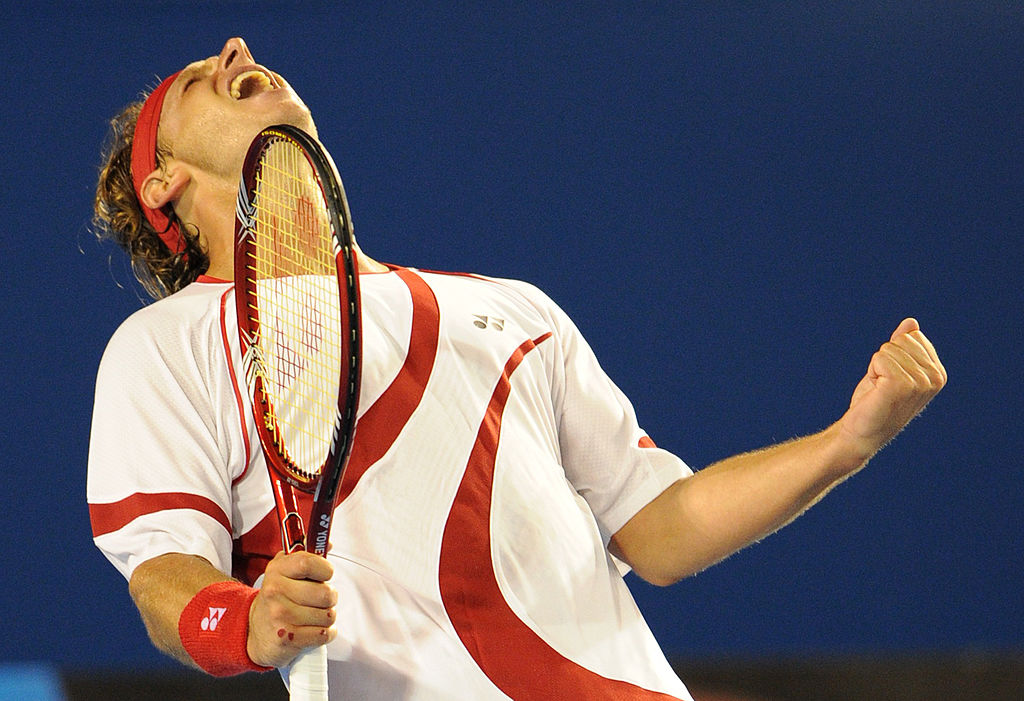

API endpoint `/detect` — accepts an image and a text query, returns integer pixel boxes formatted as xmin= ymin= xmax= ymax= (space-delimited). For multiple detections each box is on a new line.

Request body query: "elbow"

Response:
xmin=638 ymin=574 xmax=679 ymax=588
xmin=616 ymin=542 xmax=691 ymax=586
xmin=611 ymin=528 xmax=692 ymax=587
xmin=630 ymin=562 xmax=689 ymax=588
xmin=128 ymin=568 xmax=173 ymax=655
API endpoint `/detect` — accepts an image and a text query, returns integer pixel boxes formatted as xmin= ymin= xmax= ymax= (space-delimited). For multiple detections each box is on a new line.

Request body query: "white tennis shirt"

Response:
xmin=88 ymin=267 xmax=694 ymax=700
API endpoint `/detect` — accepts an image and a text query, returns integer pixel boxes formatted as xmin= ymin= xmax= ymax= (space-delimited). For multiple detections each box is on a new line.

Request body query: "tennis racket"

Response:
xmin=234 ymin=124 xmax=362 ymax=701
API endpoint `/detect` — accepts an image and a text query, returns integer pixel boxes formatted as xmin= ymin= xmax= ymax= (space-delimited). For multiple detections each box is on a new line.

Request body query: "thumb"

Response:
xmin=891 ymin=317 xmax=920 ymax=341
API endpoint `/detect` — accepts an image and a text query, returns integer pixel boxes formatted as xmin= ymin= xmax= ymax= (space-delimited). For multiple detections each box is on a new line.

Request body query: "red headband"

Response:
xmin=130 ymin=70 xmax=184 ymax=254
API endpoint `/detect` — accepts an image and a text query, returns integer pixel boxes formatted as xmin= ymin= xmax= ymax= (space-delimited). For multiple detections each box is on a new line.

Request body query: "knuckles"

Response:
xmin=265 ymin=550 xmax=333 ymax=581
xmin=878 ymin=341 xmax=946 ymax=395
xmin=264 ymin=598 xmax=288 ymax=623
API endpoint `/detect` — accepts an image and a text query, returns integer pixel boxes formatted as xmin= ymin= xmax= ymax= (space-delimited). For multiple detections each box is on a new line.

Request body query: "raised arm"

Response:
xmin=129 ymin=550 xmax=338 ymax=673
xmin=611 ymin=318 xmax=946 ymax=586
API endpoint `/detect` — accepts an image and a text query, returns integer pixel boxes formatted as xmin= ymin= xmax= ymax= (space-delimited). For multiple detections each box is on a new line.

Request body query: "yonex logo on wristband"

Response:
xmin=201 ymin=607 xmax=227 ymax=631
xmin=180 ymin=582 xmax=267 ymax=676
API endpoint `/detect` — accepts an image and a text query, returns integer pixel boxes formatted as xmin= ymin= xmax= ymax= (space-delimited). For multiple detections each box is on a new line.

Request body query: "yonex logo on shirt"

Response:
xmin=201 ymin=607 xmax=227 ymax=631
xmin=473 ymin=314 xmax=504 ymax=331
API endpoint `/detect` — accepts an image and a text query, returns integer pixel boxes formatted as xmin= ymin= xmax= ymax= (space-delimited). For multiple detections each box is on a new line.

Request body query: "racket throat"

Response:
xmin=274 ymin=481 xmax=307 ymax=553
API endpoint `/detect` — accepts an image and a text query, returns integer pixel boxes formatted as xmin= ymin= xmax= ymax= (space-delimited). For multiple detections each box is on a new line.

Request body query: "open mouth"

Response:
xmin=230 ymin=69 xmax=273 ymax=99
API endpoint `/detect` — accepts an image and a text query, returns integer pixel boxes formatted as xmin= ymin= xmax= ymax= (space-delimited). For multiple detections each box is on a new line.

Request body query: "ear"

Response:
xmin=138 ymin=163 xmax=191 ymax=211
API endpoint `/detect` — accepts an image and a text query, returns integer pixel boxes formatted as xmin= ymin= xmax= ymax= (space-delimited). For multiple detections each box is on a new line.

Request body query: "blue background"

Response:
xmin=1 ymin=2 xmax=1020 ymax=671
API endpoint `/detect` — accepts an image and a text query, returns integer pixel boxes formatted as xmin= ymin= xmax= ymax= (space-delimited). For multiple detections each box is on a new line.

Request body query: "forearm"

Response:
xmin=612 ymin=422 xmax=866 ymax=585
xmin=128 ymin=553 xmax=230 ymax=668
xmin=612 ymin=319 xmax=945 ymax=586
xmin=129 ymin=549 xmax=337 ymax=673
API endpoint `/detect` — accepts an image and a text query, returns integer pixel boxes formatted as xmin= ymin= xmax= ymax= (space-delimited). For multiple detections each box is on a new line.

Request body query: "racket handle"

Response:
xmin=289 ymin=644 xmax=329 ymax=701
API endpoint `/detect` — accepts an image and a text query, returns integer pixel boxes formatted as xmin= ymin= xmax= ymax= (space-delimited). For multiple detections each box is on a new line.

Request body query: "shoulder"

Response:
xmin=100 ymin=280 xmax=232 ymax=368
xmin=475 ymin=275 xmax=580 ymax=335
xmin=412 ymin=268 xmax=564 ymax=315
xmin=111 ymin=280 xmax=230 ymax=338
xmin=405 ymin=269 xmax=589 ymax=353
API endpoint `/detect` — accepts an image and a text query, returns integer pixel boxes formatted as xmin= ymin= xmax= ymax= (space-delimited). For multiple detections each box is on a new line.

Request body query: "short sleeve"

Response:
xmin=87 ymin=297 xmax=238 ymax=580
xmin=506 ymin=282 xmax=692 ymax=542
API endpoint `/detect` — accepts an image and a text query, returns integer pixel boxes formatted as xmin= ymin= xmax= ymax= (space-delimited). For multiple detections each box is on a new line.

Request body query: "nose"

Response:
xmin=217 ymin=37 xmax=255 ymax=72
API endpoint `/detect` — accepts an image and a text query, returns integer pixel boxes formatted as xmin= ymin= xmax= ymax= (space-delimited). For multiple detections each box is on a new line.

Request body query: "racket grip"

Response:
xmin=289 ymin=644 xmax=329 ymax=701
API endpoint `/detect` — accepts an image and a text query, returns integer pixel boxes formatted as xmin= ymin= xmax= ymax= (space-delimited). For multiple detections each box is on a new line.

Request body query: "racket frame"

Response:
xmin=234 ymin=124 xmax=362 ymax=557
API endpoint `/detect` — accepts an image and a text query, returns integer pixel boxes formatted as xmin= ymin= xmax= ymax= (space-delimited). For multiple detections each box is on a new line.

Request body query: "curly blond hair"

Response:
xmin=93 ymin=100 xmax=209 ymax=300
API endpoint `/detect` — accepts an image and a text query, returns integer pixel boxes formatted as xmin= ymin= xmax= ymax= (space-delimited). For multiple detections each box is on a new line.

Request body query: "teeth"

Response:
xmin=230 ymin=70 xmax=272 ymax=99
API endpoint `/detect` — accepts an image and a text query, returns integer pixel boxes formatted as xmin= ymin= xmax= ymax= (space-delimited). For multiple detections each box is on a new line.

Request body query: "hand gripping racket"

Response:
xmin=234 ymin=125 xmax=362 ymax=701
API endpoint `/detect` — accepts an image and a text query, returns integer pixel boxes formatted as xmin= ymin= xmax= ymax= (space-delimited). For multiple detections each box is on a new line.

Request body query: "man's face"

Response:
xmin=158 ymin=37 xmax=316 ymax=182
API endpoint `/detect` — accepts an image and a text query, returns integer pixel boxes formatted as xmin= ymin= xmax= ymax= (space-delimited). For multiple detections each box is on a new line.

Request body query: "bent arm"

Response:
xmin=612 ymin=318 xmax=946 ymax=586
xmin=610 ymin=424 xmax=858 ymax=585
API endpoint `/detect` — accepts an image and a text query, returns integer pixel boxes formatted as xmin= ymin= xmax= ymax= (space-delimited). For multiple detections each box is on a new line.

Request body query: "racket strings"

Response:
xmin=246 ymin=137 xmax=343 ymax=481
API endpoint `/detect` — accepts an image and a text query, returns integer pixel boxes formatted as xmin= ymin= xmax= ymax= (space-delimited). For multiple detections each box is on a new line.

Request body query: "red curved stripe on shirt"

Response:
xmin=89 ymin=492 xmax=231 ymax=538
xmin=336 ymin=268 xmax=440 ymax=503
xmin=232 ymin=507 xmax=279 ymax=584
xmin=439 ymin=333 xmax=682 ymax=700
xmin=233 ymin=268 xmax=438 ymax=577
xmin=220 ymin=286 xmax=253 ymax=484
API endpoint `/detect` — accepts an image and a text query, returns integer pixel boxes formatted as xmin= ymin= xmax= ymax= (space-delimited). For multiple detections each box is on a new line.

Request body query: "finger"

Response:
xmin=871 ymin=344 xmax=930 ymax=390
xmin=280 ymin=577 xmax=338 ymax=610
xmin=275 ymin=622 xmax=335 ymax=650
xmin=260 ymin=576 xmax=336 ymax=616
xmin=906 ymin=329 xmax=947 ymax=382
xmin=270 ymin=593 xmax=336 ymax=646
xmin=890 ymin=317 xmax=920 ymax=341
xmin=886 ymin=331 xmax=947 ymax=387
xmin=277 ymin=599 xmax=337 ymax=629
xmin=258 ymin=567 xmax=336 ymax=613
xmin=267 ymin=550 xmax=334 ymax=582
xmin=888 ymin=332 xmax=934 ymax=369
xmin=257 ymin=584 xmax=336 ymax=629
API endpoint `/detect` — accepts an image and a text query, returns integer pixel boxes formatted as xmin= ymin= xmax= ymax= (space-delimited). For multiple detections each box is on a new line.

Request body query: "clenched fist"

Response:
xmin=837 ymin=318 xmax=947 ymax=464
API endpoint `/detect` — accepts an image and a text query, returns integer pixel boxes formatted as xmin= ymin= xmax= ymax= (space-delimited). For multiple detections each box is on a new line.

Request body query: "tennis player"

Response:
xmin=88 ymin=37 xmax=946 ymax=700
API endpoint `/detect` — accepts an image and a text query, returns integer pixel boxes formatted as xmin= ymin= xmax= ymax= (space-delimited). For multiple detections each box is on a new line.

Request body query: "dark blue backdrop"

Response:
xmin=1 ymin=2 xmax=1020 ymax=670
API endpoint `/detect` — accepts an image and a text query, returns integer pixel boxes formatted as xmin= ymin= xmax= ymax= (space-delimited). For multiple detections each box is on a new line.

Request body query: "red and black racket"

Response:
xmin=234 ymin=124 xmax=361 ymax=701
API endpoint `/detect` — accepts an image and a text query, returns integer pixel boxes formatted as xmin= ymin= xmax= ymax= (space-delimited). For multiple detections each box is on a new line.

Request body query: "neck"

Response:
xmin=353 ymin=244 xmax=389 ymax=273
xmin=205 ymin=246 xmax=385 ymax=279
xmin=180 ymin=173 xmax=389 ymax=279
xmin=201 ymin=227 xmax=387 ymax=280
xmin=176 ymin=172 xmax=237 ymax=278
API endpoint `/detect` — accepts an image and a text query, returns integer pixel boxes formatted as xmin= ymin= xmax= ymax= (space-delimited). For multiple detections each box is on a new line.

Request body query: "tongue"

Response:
xmin=237 ymin=75 xmax=261 ymax=99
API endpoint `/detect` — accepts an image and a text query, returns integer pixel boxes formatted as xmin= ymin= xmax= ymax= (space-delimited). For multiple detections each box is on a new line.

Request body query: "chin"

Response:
xmin=262 ymin=110 xmax=317 ymax=141
xmin=268 ymin=92 xmax=316 ymax=135
xmin=284 ymin=113 xmax=318 ymax=138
